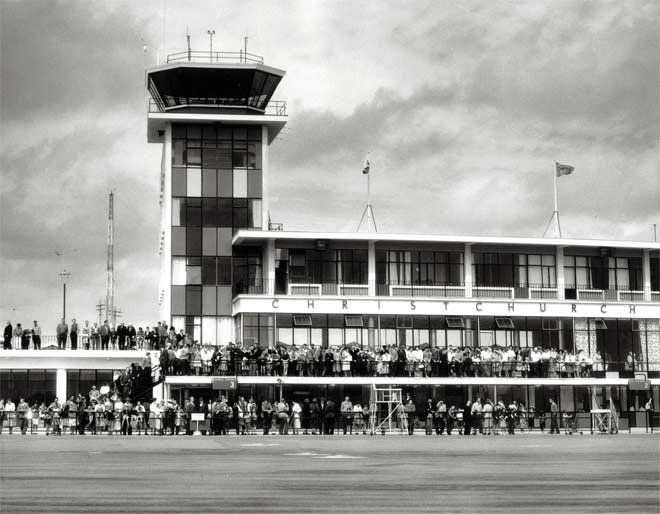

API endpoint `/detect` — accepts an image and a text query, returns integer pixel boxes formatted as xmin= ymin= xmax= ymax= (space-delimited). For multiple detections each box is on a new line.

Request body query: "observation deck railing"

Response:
xmin=233 ymin=279 xmax=660 ymax=302
xmin=166 ymin=50 xmax=264 ymax=65
xmin=148 ymin=98 xmax=286 ymax=116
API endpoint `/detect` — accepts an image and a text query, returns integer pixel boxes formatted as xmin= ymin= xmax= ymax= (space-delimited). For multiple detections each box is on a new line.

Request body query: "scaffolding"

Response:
xmin=369 ymin=384 xmax=403 ymax=435
xmin=590 ymin=387 xmax=619 ymax=434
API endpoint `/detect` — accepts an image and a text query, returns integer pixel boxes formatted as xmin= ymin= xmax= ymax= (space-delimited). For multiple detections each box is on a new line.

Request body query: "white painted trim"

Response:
xmin=529 ymin=287 xmax=559 ymax=299
xmin=577 ymin=289 xmax=605 ymax=300
xmin=165 ymin=375 xmax=660 ymax=387
xmin=232 ymin=295 xmax=660 ymax=318
xmin=339 ymin=284 xmax=369 ymax=296
xmin=617 ymin=290 xmax=645 ymax=302
xmin=288 ymin=283 xmax=322 ymax=296
xmin=473 ymin=286 xmax=514 ymax=299
xmin=0 ymin=350 xmax=148 ymax=370
xmin=389 ymin=285 xmax=465 ymax=297
xmin=232 ymin=230 xmax=660 ymax=250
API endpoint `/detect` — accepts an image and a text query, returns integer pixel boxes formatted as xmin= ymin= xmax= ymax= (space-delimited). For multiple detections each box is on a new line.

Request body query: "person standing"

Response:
xmin=309 ymin=398 xmax=320 ymax=435
xmin=340 ymin=396 xmax=353 ymax=435
xmin=13 ymin=323 xmax=23 ymax=349
xmin=549 ymin=398 xmax=560 ymax=434
xmin=100 ymin=320 xmax=110 ymax=350
xmin=81 ymin=320 xmax=91 ymax=350
xmin=56 ymin=318 xmax=68 ymax=350
xmin=404 ymin=399 xmax=417 ymax=435
xmin=324 ymin=398 xmax=336 ymax=435
xmin=70 ymin=319 xmax=79 ymax=350
xmin=5 ymin=398 xmax=16 ymax=434
xmin=435 ymin=400 xmax=447 ymax=435
xmin=3 ymin=321 xmax=12 ymax=350
xmin=17 ymin=398 xmax=29 ymax=434
xmin=184 ymin=396 xmax=195 ymax=435
xmin=32 ymin=321 xmax=41 ymax=350
xmin=20 ymin=326 xmax=31 ymax=350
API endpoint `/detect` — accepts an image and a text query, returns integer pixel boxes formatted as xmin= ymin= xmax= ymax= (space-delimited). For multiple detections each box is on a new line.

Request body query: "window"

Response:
xmin=186 ymin=198 xmax=201 ymax=227
xmin=202 ymin=257 xmax=216 ymax=285
xmin=345 ymin=315 xmax=364 ymax=328
xmin=542 ymin=318 xmax=559 ymax=331
xmin=446 ymin=317 xmax=465 ymax=329
xmin=495 ymin=318 xmax=514 ymax=329
xmin=293 ymin=315 xmax=312 ymax=327
xmin=474 ymin=252 xmax=555 ymax=287
xmin=396 ymin=316 xmax=412 ymax=329
xmin=233 ymin=169 xmax=248 ymax=197
xmin=186 ymin=257 xmax=201 ymax=285
xmin=172 ymin=198 xmax=185 ymax=226
xmin=377 ymin=250 xmax=464 ymax=287
xmin=248 ymin=199 xmax=262 ymax=228
xmin=172 ymin=257 xmax=186 ymax=286
xmin=592 ymin=319 xmax=608 ymax=330
xmin=186 ymin=168 xmax=201 ymax=196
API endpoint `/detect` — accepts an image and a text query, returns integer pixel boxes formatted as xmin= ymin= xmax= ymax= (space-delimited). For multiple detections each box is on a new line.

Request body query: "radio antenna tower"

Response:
xmin=106 ymin=191 xmax=115 ymax=325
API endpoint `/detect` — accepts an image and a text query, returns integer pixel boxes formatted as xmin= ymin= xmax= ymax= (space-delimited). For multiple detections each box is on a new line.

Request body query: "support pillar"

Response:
xmin=368 ymin=240 xmax=376 ymax=296
xmin=464 ymin=243 xmax=473 ymax=298
xmin=56 ymin=369 xmax=67 ymax=401
xmin=265 ymin=239 xmax=276 ymax=295
xmin=556 ymin=246 xmax=565 ymax=300
xmin=642 ymin=249 xmax=651 ymax=301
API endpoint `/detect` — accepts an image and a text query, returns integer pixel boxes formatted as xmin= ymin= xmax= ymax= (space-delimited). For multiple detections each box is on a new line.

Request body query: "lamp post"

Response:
xmin=59 ymin=269 xmax=70 ymax=319
xmin=207 ymin=30 xmax=216 ymax=60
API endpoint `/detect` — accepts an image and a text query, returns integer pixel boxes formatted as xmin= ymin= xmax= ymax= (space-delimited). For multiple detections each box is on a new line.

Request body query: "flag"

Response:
xmin=555 ymin=162 xmax=574 ymax=177
xmin=362 ymin=160 xmax=370 ymax=175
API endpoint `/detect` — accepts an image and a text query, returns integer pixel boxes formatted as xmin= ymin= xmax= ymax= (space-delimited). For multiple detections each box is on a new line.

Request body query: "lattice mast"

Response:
xmin=106 ymin=191 xmax=115 ymax=325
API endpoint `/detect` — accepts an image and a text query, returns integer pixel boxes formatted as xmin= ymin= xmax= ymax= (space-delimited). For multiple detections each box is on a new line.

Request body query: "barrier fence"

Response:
xmin=1 ymin=409 xmax=657 ymax=435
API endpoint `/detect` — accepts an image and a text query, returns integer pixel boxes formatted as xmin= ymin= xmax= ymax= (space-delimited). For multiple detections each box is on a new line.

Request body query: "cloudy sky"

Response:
xmin=1 ymin=0 xmax=658 ymax=330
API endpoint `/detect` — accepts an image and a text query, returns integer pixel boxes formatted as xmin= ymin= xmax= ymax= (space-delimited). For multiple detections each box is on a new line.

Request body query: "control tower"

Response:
xmin=147 ymin=49 xmax=287 ymax=343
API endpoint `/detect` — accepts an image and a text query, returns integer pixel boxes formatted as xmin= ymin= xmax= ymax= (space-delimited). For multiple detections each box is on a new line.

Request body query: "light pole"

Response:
xmin=207 ymin=30 xmax=216 ymax=60
xmin=59 ymin=269 xmax=70 ymax=319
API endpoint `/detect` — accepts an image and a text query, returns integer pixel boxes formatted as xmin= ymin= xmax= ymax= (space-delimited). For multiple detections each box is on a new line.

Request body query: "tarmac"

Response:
xmin=0 ymin=433 xmax=658 ymax=513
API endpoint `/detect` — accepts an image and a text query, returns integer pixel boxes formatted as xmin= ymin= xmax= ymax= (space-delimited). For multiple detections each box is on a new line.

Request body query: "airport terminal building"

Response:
xmin=2 ymin=51 xmax=659 ymax=430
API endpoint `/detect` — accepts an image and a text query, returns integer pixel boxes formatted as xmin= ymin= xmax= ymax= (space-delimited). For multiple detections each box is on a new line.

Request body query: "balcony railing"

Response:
xmin=148 ymin=98 xmax=286 ymax=116
xmin=166 ymin=50 xmax=264 ymax=65
xmin=233 ymin=280 xmax=660 ymax=302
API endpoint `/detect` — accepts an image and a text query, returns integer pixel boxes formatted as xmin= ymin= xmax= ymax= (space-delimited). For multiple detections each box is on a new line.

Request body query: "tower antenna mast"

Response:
xmin=106 ymin=191 xmax=115 ymax=326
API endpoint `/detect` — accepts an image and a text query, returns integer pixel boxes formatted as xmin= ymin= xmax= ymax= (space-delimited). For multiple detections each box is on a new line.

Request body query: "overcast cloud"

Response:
xmin=1 ymin=0 xmax=658 ymax=330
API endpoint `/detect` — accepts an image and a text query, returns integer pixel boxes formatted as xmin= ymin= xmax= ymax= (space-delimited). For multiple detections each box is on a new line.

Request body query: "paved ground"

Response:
xmin=0 ymin=434 xmax=658 ymax=514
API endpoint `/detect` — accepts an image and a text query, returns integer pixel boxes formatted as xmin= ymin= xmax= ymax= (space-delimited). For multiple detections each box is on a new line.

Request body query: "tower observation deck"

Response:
xmin=147 ymin=49 xmax=287 ymax=341
xmin=147 ymin=50 xmax=287 ymax=143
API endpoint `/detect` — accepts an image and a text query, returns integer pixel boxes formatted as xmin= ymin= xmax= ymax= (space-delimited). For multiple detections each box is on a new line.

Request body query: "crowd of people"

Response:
xmin=3 ymin=319 xmax=645 ymax=379
xmin=157 ymin=342 xmax=640 ymax=379
xmin=4 ymin=387 xmax=637 ymax=436
xmin=3 ymin=319 xmax=175 ymax=351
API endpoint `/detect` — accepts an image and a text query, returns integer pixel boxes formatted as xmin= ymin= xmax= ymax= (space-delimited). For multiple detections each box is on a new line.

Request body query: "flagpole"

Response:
xmin=553 ymin=162 xmax=561 ymax=237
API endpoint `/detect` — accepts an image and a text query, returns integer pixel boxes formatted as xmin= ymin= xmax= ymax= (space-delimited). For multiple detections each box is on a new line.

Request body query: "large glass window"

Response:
xmin=565 ymin=254 xmax=641 ymax=291
xmin=276 ymin=248 xmax=368 ymax=286
xmin=376 ymin=250 xmax=464 ymax=286
xmin=473 ymin=252 xmax=555 ymax=287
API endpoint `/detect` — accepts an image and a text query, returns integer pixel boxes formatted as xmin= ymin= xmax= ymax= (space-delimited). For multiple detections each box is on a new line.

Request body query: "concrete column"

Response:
xmin=556 ymin=246 xmax=565 ymax=300
xmin=56 ymin=369 xmax=67 ymax=401
xmin=152 ymin=382 xmax=164 ymax=403
xmin=464 ymin=243 xmax=473 ymax=298
xmin=262 ymin=125 xmax=269 ymax=229
xmin=642 ymin=249 xmax=651 ymax=301
xmin=368 ymin=240 xmax=376 ymax=296
xmin=265 ymin=239 xmax=276 ymax=295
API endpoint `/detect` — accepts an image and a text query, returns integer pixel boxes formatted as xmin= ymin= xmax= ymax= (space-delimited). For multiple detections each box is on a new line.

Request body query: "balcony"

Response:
xmin=233 ymin=280 xmax=660 ymax=302
xmin=148 ymin=98 xmax=286 ymax=116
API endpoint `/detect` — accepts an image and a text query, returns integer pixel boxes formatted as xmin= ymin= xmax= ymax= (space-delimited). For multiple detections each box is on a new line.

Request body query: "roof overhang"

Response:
xmin=232 ymin=230 xmax=660 ymax=251
xmin=147 ymin=112 xmax=287 ymax=144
